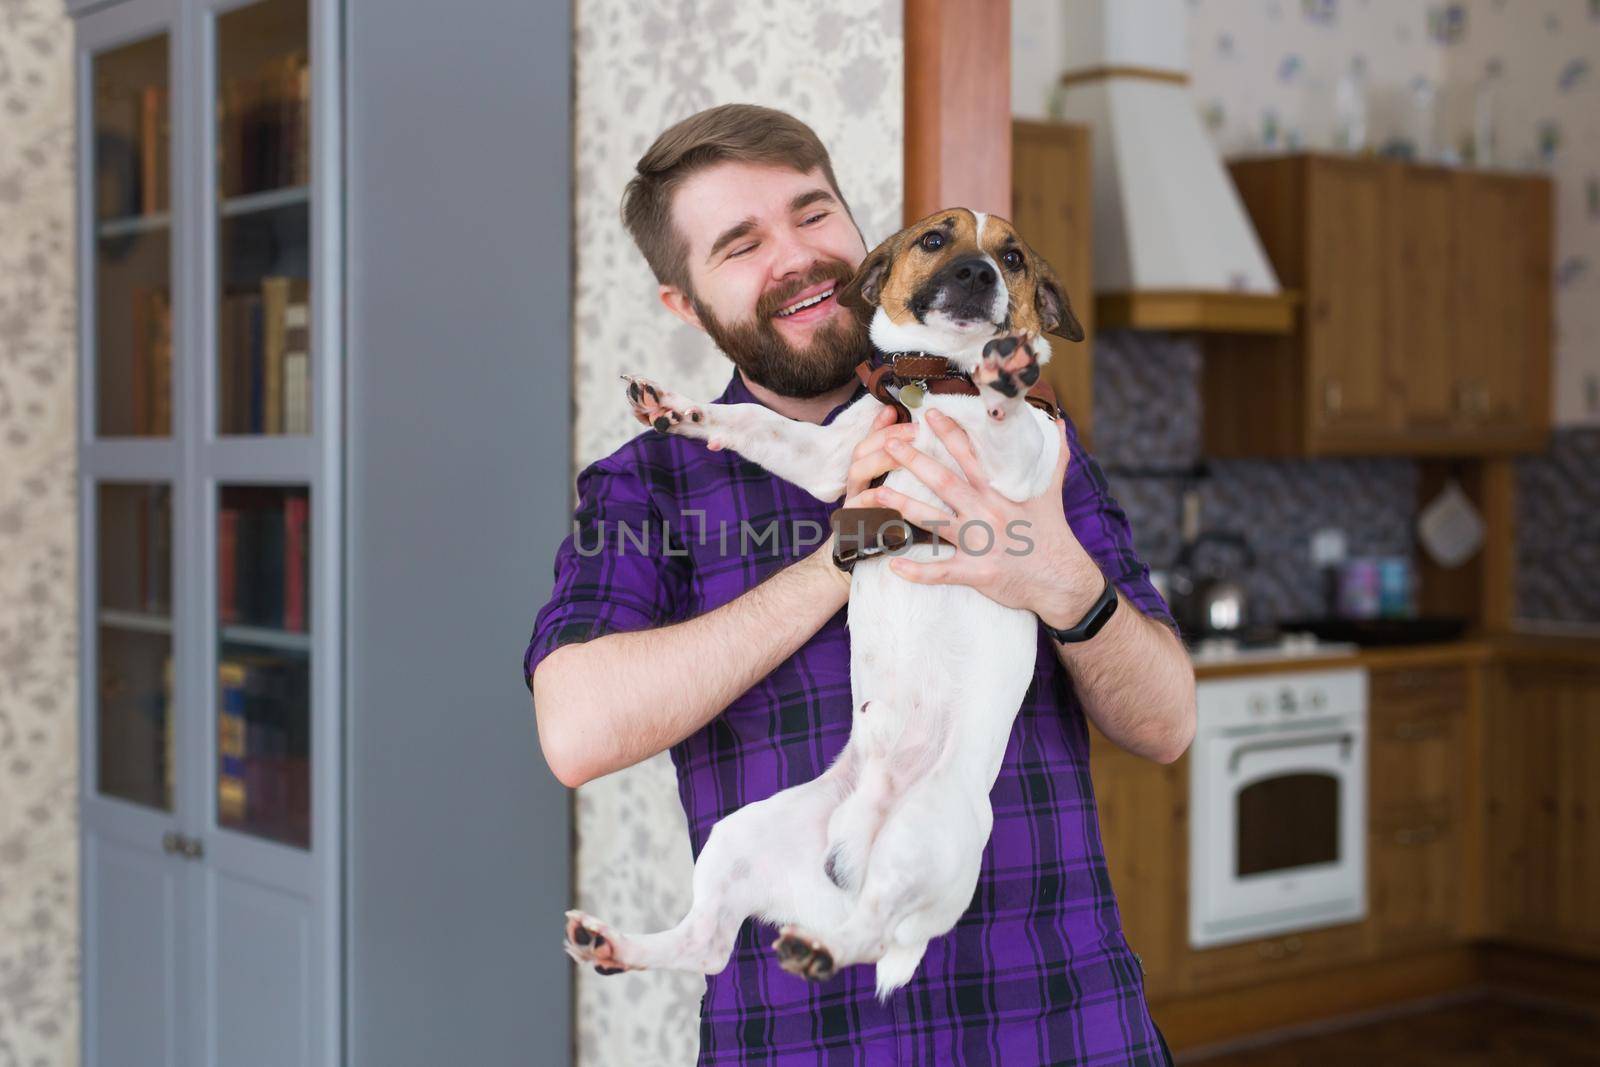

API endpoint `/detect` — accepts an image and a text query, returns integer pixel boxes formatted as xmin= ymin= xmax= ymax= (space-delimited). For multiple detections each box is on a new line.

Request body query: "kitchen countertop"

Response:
xmin=1188 ymin=627 xmax=1600 ymax=679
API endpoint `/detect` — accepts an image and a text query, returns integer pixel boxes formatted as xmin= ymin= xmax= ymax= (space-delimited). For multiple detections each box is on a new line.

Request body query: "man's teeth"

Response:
xmin=776 ymin=287 xmax=834 ymax=317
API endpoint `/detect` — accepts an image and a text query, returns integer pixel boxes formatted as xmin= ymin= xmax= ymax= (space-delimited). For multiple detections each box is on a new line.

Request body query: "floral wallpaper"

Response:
xmin=568 ymin=2 xmax=902 ymax=1064
xmin=0 ymin=0 xmax=82 ymax=1065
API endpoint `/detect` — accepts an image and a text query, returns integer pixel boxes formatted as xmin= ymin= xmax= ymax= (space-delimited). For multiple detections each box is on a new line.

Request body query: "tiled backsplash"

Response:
xmin=1091 ymin=330 xmax=1599 ymax=626
xmin=1514 ymin=428 xmax=1600 ymax=623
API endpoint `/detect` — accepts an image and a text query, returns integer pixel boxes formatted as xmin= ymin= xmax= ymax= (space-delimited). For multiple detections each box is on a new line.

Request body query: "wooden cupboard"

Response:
xmin=1202 ymin=154 xmax=1552 ymax=457
xmin=1485 ymin=660 xmax=1600 ymax=959
xmin=1011 ymin=120 xmax=1095 ymax=445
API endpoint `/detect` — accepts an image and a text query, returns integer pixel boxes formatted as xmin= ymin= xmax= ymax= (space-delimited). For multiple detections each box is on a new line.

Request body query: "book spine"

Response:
xmin=218 ymin=660 xmax=249 ymax=825
xmin=140 ymin=84 xmax=159 ymax=215
xmin=248 ymin=297 xmax=263 ymax=434
xmin=284 ymin=495 xmax=306 ymax=632
xmin=131 ymin=287 xmax=150 ymax=436
xmin=218 ymin=508 xmax=239 ymax=625
xmin=262 ymin=276 xmax=288 ymax=434
xmin=152 ymin=288 xmax=173 ymax=436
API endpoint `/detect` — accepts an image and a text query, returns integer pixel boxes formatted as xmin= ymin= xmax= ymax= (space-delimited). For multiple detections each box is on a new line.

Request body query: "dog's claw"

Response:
xmin=623 ymin=374 xmax=706 ymax=437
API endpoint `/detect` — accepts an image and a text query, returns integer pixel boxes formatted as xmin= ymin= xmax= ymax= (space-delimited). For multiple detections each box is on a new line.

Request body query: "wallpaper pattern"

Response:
xmin=0 ymin=1 xmax=81 ymax=1065
xmin=568 ymin=2 xmax=902 ymax=1063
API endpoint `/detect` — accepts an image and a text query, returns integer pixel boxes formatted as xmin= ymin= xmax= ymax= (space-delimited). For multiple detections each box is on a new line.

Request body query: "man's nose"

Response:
xmin=946 ymin=257 xmax=997 ymax=293
xmin=768 ymin=226 xmax=819 ymax=281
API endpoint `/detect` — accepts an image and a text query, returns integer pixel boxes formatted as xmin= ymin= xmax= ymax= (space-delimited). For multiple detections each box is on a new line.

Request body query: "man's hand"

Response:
xmin=841 ymin=403 xmax=918 ymax=508
xmin=859 ymin=407 xmax=1104 ymax=625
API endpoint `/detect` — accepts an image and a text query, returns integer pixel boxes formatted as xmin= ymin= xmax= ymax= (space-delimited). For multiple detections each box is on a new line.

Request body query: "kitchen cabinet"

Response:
xmin=1485 ymin=660 xmax=1600 ymax=959
xmin=1365 ymin=665 xmax=1470 ymax=953
xmin=1202 ymin=154 xmax=1551 ymax=457
xmin=1087 ymin=728 xmax=1183 ymax=999
xmin=1011 ymin=119 xmax=1095 ymax=445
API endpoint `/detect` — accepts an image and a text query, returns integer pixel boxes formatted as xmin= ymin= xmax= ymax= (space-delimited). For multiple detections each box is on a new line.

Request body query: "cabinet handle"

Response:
xmin=162 ymin=831 xmax=183 ymax=855
xmin=180 ymin=836 xmax=205 ymax=860
xmin=1323 ymin=380 xmax=1343 ymax=415
xmin=1391 ymin=719 xmax=1447 ymax=741
xmin=1282 ymin=936 xmax=1304 ymax=955
xmin=1393 ymin=824 xmax=1443 ymax=846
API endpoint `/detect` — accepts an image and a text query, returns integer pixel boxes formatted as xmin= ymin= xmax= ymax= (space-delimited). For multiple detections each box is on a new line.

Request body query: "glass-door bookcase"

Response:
xmin=75 ymin=0 xmax=341 ymax=1062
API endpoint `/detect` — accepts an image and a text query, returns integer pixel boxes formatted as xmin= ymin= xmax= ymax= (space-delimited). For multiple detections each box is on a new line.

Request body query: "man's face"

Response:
xmin=664 ymin=161 xmax=871 ymax=398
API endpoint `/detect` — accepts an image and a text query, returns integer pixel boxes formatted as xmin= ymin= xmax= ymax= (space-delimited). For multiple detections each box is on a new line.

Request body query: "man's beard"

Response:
xmin=690 ymin=260 xmax=870 ymax=399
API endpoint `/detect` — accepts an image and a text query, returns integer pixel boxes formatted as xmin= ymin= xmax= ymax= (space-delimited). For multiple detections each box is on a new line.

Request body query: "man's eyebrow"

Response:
xmin=789 ymin=188 xmax=837 ymax=213
xmin=706 ymin=218 xmax=757 ymax=263
xmin=704 ymin=189 xmax=841 ymax=264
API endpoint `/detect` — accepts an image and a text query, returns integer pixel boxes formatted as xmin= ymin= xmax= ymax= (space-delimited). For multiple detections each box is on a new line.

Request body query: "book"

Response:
xmin=283 ymin=494 xmax=307 ymax=632
xmin=218 ymin=508 xmax=239 ymax=624
xmin=261 ymin=276 xmax=289 ymax=433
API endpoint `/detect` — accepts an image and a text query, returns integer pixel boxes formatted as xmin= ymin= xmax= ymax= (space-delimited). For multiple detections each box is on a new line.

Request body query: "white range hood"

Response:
xmin=1052 ymin=0 xmax=1296 ymax=333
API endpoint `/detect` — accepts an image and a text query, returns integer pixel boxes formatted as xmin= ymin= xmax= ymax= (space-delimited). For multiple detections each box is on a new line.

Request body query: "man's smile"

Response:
xmin=773 ymin=282 xmax=838 ymax=323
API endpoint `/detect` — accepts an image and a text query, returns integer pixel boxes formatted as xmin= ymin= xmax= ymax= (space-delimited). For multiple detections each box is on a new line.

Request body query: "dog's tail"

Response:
xmin=874 ymin=941 xmax=929 ymax=1000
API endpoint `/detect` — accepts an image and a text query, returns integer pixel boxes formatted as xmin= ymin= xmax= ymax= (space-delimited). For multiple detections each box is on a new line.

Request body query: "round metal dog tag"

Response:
xmin=899 ymin=383 xmax=924 ymax=408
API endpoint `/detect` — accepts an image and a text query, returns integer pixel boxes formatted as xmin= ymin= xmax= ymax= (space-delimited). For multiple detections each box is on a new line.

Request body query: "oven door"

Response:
xmin=1190 ymin=722 xmax=1366 ymax=948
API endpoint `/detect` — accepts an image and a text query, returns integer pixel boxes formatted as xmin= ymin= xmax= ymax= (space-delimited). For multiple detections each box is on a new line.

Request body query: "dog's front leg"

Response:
xmin=623 ymin=374 xmax=885 ymax=502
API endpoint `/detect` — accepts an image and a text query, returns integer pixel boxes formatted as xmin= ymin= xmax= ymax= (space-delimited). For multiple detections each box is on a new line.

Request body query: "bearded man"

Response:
xmin=524 ymin=103 xmax=1193 ymax=1066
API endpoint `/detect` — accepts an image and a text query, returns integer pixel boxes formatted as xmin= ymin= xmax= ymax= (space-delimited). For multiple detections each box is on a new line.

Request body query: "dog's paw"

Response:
xmin=773 ymin=926 xmax=836 ymax=982
xmin=974 ymin=335 xmax=1042 ymax=419
xmin=563 ymin=910 xmax=636 ymax=976
xmin=621 ymin=374 xmax=709 ymax=438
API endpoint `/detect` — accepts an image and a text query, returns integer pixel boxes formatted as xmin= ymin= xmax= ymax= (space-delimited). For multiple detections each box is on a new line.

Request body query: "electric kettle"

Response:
xmin=1166 ymin=530 xmax=1256 ymax=638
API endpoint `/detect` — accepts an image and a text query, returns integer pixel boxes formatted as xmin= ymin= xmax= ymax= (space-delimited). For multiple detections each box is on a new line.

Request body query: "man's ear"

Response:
xmin=1031 ymin=249 xmax=1084 ymax=342
xmin=658 ymin=285 xmax=705 ymax=332
xmin=836 ymin=243 xmax=894 ymax=312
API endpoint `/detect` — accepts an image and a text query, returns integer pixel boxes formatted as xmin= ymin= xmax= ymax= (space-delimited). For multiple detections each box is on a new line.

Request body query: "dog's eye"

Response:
xmin=919 ymin=231 xmax=945 ymax=252
xmin=1002 ymin=249 xmax=1024 ymax=270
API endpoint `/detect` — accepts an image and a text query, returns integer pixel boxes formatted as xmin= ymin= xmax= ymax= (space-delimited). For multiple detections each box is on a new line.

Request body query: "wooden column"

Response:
xmin=903 ymin=0 xmax=1012 ymax=223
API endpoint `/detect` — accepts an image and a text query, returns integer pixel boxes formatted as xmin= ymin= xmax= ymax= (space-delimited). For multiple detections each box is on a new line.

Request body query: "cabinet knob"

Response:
xmin=162 ymin=831 xmax=183 ymax=855
xmin=180 ymin=836 xmax=205 ymax=860
xmin=1323 ymin=380 xmax=1343 ymax=415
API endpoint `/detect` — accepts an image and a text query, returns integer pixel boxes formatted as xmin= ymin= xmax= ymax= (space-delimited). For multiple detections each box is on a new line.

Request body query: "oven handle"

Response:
xmin=1228 ymin=732 xmax=1356 ymax=773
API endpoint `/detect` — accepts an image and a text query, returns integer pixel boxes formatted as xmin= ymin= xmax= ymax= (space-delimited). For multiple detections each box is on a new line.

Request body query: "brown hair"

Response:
xmin=621 ymin=103 xmax=853 ymax=294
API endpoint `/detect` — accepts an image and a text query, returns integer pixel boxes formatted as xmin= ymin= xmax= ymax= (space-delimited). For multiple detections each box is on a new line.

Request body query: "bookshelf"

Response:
xmin=72 ymin=0 xmax=573 ymax=1063
xmin=76 ymin=0 xmax=339 ymax=1062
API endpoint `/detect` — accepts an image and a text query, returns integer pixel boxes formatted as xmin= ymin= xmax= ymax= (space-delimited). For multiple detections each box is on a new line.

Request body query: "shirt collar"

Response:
xmin=716 ymin=364 xmax=871 ymax=427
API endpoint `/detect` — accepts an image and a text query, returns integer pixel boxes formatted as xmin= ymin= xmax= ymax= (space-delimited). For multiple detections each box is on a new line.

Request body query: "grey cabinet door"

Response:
xmin=76 ymin=2 xmax=192 ymax=1065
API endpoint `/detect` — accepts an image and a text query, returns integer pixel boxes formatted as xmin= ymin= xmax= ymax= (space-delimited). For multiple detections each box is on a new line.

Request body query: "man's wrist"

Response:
xmin=1032 ymin=545 xmax=1106 ymax=631
xmin=808 ymin=541 xmax=852 ymax=599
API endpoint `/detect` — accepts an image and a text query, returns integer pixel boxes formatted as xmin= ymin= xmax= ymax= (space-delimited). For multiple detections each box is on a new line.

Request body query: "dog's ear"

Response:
xmin=837 ymin=243 xmax=894 ymax=312
xmin=1032 ymin=250 xmax=1084 ymax=342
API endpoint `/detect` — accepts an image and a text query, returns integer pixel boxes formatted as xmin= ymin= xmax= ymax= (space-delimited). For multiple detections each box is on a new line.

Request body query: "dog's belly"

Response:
xmin=845 ymin=548 xmax=1039 ymax=792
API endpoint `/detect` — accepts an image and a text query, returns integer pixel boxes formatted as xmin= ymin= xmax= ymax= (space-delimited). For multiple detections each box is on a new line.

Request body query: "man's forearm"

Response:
xmin=1047 ymin=587 xmax=1197 ymax=763
xmin=532 ymin=545 xmax=850 ymax=788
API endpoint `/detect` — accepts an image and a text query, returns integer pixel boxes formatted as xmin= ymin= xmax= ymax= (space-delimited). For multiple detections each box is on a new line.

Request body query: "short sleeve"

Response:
xmin=1058 ymin=412 xmax=1182 ymax=642
xmin=523 ymin=451 xmax=692 ymax=692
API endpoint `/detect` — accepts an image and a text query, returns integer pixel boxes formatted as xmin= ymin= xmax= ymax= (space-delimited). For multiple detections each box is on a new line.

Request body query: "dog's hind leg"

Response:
xmin=565 ymin=766 xmax=854 ymax=977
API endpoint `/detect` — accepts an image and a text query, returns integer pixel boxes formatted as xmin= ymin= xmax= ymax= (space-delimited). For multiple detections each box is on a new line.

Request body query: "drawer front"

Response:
xmin=1370 ymin=666 xmax=1469 ymax=716
xmin=1178 ymin=922 xmax=1368 ymax=992
xmin=1370 ymin=703 xmax=1465 ymax=813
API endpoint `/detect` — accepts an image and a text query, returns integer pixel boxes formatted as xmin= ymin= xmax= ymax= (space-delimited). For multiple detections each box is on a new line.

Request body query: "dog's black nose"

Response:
xmin=948 ymin=257 xmax=996 ymax=291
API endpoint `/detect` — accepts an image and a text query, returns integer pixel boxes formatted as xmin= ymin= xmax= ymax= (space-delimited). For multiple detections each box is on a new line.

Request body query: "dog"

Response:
xmin=562 ymin=207 xmax=1085 ymax=999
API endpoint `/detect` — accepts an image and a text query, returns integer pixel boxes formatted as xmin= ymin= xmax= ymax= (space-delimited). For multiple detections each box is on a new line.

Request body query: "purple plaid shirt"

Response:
xmin=526 ymin=366 xmax=1180 ymax=1066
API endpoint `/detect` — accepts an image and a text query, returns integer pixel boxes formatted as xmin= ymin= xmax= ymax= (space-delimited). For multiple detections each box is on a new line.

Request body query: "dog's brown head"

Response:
xmin=837 ymin=208 xmax=1084 ymax=344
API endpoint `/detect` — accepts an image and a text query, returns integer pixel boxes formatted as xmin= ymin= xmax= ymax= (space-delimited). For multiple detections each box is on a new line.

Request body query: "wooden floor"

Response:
xmin=1181 ymin=995 xmax=1600 ymax=1065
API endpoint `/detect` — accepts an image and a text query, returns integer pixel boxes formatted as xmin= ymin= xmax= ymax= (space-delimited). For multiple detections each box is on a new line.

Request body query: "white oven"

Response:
xmin=1189 ymin=667 xmax=1367 ymax=948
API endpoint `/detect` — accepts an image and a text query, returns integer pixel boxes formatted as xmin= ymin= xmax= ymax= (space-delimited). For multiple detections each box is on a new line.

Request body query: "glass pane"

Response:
xmin=216 ymin=485 xmax=311 ymax=848
xmin=215 ymin=0 xmax=312 ymax=437
xmin=93 ymin=35 xmax=173 ymax=438
xmin=96 ymin=483 xmax=175 ymax=810
xmin=1236 ymin=772 xmax=1340 ymax=877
